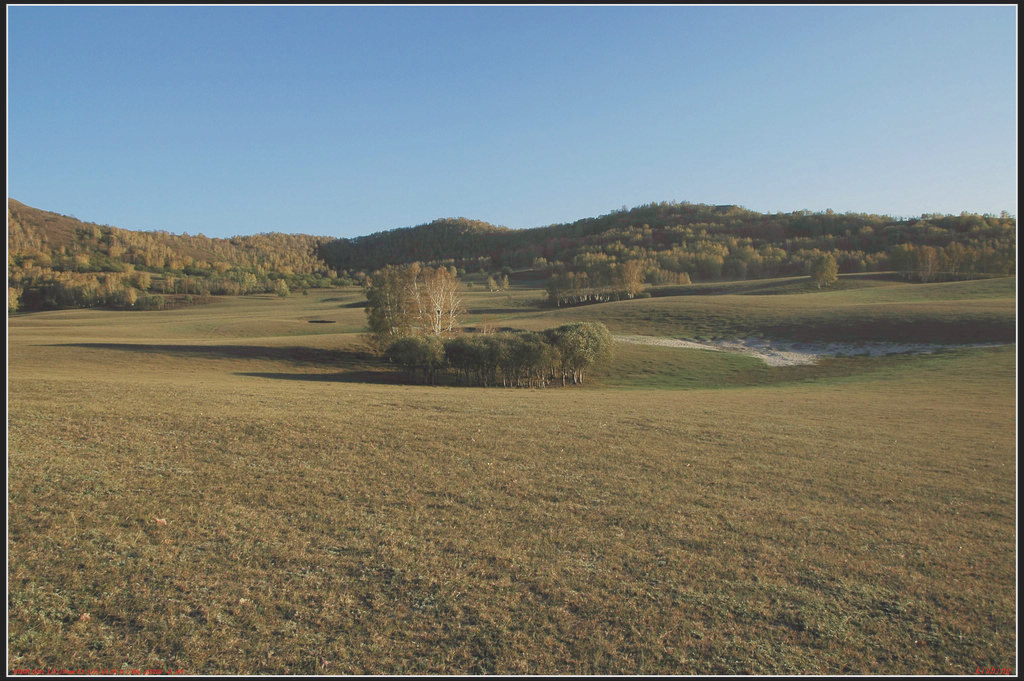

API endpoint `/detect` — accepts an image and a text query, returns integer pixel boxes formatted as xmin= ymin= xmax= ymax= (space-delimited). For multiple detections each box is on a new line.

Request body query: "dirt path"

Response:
xmin=613 ymin=335 xmax=1003 ymax=367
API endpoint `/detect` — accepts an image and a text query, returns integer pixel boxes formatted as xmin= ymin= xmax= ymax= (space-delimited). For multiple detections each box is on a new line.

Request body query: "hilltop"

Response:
xmin=317 ymin=201 xmax=1015 ymax=284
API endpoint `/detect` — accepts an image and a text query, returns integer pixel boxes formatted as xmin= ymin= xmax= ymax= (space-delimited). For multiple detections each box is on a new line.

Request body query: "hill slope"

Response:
xmin=8 ymin=198 xmax=1016 ymax=313
xmin=8 ymin=199 xmax=340 ymax=310
xmin=315 ymin=201 xmax=1016 ymax=285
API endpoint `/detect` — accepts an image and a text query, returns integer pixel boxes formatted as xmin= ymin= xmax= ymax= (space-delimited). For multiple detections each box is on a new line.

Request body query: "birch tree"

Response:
xmin=422 ymin=266 xmax=463 ymax=337
xmin=364 ymin=263 xmax=463 ymax=349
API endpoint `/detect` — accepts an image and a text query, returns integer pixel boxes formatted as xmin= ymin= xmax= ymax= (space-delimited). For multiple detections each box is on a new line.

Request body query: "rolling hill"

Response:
xmin=8 ymin=197 xmax=1016 ymax=313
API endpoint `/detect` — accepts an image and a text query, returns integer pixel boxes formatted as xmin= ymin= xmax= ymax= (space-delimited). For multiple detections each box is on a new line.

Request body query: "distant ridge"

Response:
xmin=7 ymin=197 xmax=1016 ymax=313
xmin=313 ymin=201 xmax=1016 ymax=282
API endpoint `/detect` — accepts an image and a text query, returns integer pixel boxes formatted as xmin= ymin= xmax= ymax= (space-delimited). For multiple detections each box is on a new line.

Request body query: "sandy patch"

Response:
xmin=614 ymin=335 xmax=1001 ymax=367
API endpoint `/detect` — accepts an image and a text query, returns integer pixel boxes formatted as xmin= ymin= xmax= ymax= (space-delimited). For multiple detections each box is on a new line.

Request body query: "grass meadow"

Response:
xmin=7 ymin=277 xmax=1017 ymax=674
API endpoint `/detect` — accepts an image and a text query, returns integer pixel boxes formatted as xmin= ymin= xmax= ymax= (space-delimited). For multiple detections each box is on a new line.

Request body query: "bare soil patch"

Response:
xmin=614 ymin=335 xmax=1003 ymax=367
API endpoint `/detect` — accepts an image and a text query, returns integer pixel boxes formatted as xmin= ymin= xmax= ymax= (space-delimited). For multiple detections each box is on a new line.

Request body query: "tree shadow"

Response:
xmin=236 ymin=371 xmax=406 ymax=384
xmin=56 ymin=342 xmax=378 ymax=367
xmin=465 ymin=306 xmax=536 ymax=314
xmin=462 ymin=326 xmax=522 ymax=334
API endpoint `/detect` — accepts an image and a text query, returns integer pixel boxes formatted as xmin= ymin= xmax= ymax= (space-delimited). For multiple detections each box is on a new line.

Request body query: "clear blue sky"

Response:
xmin=7 ymin=5 xmax=1018 ymax=239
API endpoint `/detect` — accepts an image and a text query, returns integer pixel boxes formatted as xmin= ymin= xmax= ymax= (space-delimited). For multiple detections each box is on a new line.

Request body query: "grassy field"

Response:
xmin=7 ymin=277 xmax=1017 ymax=674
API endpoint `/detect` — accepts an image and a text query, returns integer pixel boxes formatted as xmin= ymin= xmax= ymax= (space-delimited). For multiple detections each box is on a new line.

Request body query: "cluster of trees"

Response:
xmin=887 ymin=241 xmax=1012 ymax=283
xmin=363 ymin=263 xmax=464 ymax=348
xmin=9 ymin=267 xmax=163 ymax=311
xmin=385 ymin=322 xmax=614 ymax=387
xmin=361 ymin=258 xmax=614 ymax=387
xmin=8 ymin=260 xmax=300 ymax=312
xmin=486 ymin=273 xmax=511 ymax=292
xmin=545 ymin=258 xmax=657 ymax=306
xmin=7 ymin=199 xmax=344 ymax=312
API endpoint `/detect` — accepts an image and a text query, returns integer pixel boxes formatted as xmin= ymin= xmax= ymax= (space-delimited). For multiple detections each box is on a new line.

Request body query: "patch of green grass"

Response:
xmin=547 ymin=277 xmax=1015 ymax=343
xmin=651 ymin=272 xmax=903 ymax=297
xmin=595 ymin=340 xmax=1015 ymax=392
xmin=594 ymin=341 xmax=773 ymax=389
xmin=652 ymin=273 xmax=1015 ymax=300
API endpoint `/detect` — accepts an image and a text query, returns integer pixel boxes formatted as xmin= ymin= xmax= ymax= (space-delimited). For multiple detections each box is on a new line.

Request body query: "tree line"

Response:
xmin=886 ymin=241 xmax=1010 ymax=283
xmin=9 ymin=198 xmax=1015 ymax=314
xmin=385 ymin=323 xmax=614 ymax=388
xmin=545 ymin=258 xmax=661 ymax=307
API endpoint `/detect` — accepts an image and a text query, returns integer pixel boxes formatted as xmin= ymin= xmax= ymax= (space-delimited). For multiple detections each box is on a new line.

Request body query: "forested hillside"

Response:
xmin=318 ymin=202 xmax=1017 ymax=301
xmin=8 ymin=198 xmax=1016 ymax=313
xmin=8 ymin=199 xmax=343 ymax=312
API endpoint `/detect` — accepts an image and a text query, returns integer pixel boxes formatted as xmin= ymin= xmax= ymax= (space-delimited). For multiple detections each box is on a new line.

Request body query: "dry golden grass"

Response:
xmin=7 ymin=287 xmax=1017 ymax=674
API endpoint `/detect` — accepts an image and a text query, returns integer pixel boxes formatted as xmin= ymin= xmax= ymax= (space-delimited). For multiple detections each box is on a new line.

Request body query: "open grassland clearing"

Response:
xmin=7 ymin=282 xmax=1017 ymax=674
xmin=546 ymin=276 xmax=1016 ymax=344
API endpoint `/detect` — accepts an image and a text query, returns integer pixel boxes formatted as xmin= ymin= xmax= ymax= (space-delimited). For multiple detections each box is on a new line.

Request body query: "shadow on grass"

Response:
xmin=465 ymin=306 xmax=539 ymax=315
xmin=236 ymin=371 xmax=405 ymax=384
xmin=651 ymin=273 xmax=904 ymax=298
xmin=57 ymin=343 xmax=378 ymax=366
